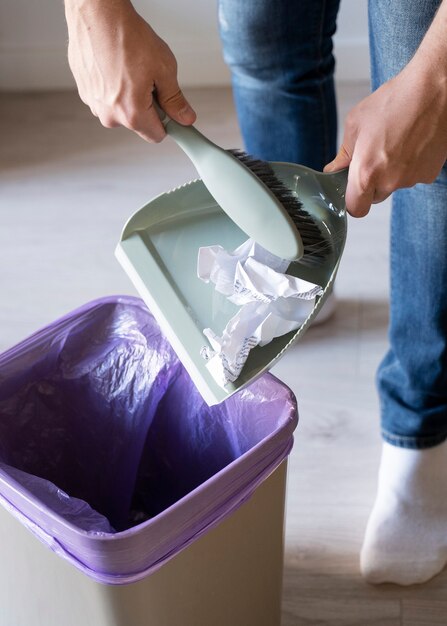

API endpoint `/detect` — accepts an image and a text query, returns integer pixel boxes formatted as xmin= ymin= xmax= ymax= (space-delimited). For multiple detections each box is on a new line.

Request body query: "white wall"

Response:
xmin=0 ymin=0 xmax=369 ymax=91
xmin=335 ymin=0 xmax=370 ymax=81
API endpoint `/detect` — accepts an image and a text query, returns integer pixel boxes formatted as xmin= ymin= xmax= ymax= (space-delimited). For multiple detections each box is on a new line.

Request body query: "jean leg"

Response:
xmin=218 ymin=0 xmax=340 ymax=170
xmin=369 ymin=0 xmax=447 ymax=448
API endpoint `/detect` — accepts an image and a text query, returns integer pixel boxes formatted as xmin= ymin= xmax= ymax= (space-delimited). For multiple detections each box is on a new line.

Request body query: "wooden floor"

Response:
xmin=1 ymin=84 xmax=447 ymax=625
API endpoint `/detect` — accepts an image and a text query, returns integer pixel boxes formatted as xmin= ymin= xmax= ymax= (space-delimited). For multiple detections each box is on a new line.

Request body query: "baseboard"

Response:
xmin=0 ymin=39 xmax=370 ymax=91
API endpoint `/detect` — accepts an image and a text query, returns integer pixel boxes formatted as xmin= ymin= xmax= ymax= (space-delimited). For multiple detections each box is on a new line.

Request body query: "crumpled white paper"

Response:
xmin=197 ymin=239 xmax=323 ymax=388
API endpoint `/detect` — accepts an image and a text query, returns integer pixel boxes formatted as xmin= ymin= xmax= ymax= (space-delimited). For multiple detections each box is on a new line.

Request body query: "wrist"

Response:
xmin=64 ymin=0 xmax=134 ymax=20
xmin=408 ymin=57 xmax=447 ymax=120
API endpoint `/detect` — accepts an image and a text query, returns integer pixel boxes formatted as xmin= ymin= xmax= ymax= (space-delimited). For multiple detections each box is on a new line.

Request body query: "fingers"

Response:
xmin=128 ymin=83 xmax=196 ymax=143
xmin=89 ymin=106 xmax=120 ymax=129
xmin=155 ymin=78 xmax=196 ymax=126
xmin=324 ymin=144 xmax=352 ymax=173
xmin=344 ymin=160 xmax=376 ymax=218
xmin=325 ymin=144 xmax=373 ymax=218
xmin=325 ymin=144 xmax=391 ymax=218
xmin=88 ymin=91 xmax=167 ymax=143
xmin=325 ymin=114 xmax=377 ymax=218
xmin=121 ymin=97 xmax=167 ymax=143
xmin=131 ymin=79 xmax=196 ymax=143
xmin=90 ymin=84 xmax=195 ymax=144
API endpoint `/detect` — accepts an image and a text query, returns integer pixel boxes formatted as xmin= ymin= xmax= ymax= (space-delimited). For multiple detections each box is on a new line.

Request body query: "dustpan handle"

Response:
xmin=326 ymin=168 xmax=348 ymax=197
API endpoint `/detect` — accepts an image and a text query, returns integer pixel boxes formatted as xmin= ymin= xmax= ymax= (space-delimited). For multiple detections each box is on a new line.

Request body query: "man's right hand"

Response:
xmin=64 ymin=0 xmax=196 ymax=142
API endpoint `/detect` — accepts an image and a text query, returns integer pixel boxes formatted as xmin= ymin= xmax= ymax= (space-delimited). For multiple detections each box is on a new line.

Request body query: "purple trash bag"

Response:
xmin=0 ymin=296 xmax=297 ymax=584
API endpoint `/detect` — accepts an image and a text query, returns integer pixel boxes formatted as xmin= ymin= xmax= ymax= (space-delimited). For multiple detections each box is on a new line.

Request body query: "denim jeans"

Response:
xmin=218 ymin=0 xmax=340 ymax=170
xmin=370 ymin=0 xmax=447 ymax=449
xmin=219 ymin=0 xmax=447 ymax=449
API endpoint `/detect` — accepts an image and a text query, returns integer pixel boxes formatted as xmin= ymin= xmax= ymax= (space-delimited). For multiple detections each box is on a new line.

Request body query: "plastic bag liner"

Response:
xmin=0 ymin=296 xmax=297 ymax=585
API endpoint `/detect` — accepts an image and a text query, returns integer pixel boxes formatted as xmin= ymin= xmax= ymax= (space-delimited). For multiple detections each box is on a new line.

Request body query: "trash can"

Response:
xmin=0 ymin=296 xmax=297 ymax=626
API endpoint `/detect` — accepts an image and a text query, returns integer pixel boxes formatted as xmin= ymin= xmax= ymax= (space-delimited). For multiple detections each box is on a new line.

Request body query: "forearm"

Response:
xmin=412 ymin=0 xmax=447 ymax=81
xmin=403 ymin=0 xmax=447 ymax=149
xmin=64 ymin=0 xmax=136 ymax=31
xmin=64 ymin=0 xmax=134 ymax=12
xmin=412 ymin=0 xmax=447 ymax=102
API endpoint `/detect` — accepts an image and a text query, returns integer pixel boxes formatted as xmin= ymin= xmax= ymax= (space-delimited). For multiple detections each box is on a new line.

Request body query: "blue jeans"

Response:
xmin=219 ymin=0 xmax=447 ymax=449
xmin=218 ymin=0 xmax=340 ymax=170
xmin=369 ymin=0 xmax=447 ymax=449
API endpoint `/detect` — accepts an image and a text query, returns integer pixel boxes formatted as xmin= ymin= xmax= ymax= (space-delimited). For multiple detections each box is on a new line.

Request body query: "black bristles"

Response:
xmin=228 ymin=149 xmax=329 ymax=266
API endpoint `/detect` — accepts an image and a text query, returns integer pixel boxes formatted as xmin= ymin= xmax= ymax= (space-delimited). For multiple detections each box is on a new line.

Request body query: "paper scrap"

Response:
xmin=198 ymin=239 xmax=323 ymax=388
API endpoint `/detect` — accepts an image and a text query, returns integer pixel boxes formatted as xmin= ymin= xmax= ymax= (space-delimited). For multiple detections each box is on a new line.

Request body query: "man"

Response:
xmin=64 ymin=0 xmax=447 ymax=585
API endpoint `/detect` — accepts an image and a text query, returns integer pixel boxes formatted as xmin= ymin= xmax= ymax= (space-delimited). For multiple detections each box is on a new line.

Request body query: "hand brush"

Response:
xmin=155 ymin=104 xmax=347 ymax=264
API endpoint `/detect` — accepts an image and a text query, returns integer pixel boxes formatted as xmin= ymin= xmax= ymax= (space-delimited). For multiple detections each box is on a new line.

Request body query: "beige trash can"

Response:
xmin=0 ymin=297 xmax=297 ymax=626
xmin=0 ymin=462 xmax=288 ymax=626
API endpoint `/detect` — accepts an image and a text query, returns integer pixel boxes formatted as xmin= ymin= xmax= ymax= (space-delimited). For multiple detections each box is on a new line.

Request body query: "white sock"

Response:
xmin=360 ymin=440 xmax=447 ymax=585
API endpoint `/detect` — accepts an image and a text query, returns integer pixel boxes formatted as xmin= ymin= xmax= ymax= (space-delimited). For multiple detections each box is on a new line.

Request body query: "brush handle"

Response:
xmin=327 ymin=168 xmax=348 ymax=197
xmin=152 ymin=102 xmax=304 ymax=261
xmin=154 ymin=103 xmax=221 ymax=165
xmin=154 ymin=102 xmax=170 ymax=126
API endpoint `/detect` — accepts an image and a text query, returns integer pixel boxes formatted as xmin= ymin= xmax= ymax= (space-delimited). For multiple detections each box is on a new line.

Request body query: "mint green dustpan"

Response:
xmin=116 ymin=163 xmax=347 ymax=405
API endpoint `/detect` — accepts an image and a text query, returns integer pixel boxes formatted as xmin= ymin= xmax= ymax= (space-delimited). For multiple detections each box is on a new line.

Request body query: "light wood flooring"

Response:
xmin=1 ymin=84 xmax=447 ymax=625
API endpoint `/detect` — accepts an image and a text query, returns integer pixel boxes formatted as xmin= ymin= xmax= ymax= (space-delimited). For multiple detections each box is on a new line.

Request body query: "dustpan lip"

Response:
xmin=119 ymin=178 xmax=202 ymax=241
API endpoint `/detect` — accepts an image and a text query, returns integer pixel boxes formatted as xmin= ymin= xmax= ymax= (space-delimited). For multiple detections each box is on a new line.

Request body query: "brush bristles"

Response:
xmin=228 ymin=149 xmax=330 ymax=265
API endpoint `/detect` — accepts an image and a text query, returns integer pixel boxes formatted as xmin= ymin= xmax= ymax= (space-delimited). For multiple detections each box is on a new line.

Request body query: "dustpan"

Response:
xmin=116 ymin=162 xmax=347 ymax=405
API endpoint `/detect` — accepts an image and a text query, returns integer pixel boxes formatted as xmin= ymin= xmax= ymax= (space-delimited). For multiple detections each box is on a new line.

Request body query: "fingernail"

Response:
xmin=178 ymin=105 xmax=195 ymax=122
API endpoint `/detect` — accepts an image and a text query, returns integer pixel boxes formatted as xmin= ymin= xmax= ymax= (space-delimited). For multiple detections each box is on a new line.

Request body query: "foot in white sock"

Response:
xmin=361 ymin=440 xmax=447 ymax=585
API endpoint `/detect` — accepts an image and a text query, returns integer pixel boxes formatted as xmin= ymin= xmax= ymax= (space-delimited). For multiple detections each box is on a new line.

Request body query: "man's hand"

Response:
xmin=324 ymin=3 xmax=447 ymax=217
xmin=64 ymin=0 xmax=196 ymax=142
